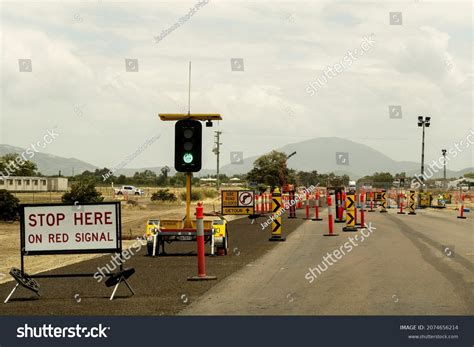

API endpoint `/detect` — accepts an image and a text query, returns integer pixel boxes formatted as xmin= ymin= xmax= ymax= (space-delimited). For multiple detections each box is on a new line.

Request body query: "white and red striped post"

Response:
xmin=397 ymin=193 xmax=405 ymax=214
xmin=458 ymin=194 xmax=466 ymax=219
xmin=354 ymin=193 xmax=359 ymax=226
xmin=312 ymin=191 xmax=323 ymax=221
xmin=324 ymin=195 xmax=339 ymax=236
xmin=188 ymin=202 xmax=217 ymax=281
xmin=368 ymin=192 xmax=375 ymax=212
xmin=304 ymin=193 xmax=310 ymax=219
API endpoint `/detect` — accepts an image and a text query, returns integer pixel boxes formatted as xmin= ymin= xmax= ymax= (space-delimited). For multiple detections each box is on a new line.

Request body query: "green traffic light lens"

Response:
xmin=183 ymin=153 xmax=194 ymax=164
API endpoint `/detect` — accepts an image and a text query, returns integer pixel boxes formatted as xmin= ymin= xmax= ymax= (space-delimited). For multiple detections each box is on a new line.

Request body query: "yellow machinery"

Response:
xmin=419 ymin=192 xmax=432 ymax=208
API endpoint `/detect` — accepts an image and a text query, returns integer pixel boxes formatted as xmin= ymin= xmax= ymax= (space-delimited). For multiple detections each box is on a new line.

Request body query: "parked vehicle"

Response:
xmin=114 ymin=185 xmax=144 ymax=195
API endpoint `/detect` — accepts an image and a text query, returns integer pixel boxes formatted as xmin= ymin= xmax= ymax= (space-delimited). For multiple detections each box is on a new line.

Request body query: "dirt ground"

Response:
xmin=0 ymin=210 xmax=305 ymax=315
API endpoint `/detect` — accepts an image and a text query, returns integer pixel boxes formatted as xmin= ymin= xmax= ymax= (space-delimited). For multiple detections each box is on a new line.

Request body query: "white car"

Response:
xmin=114 ymin=185 xmax=144 ymax=196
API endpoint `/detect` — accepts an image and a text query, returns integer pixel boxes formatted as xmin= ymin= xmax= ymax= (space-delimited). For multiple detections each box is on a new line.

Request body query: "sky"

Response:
xmin=1 ymin=0 xmax=473 ymax=173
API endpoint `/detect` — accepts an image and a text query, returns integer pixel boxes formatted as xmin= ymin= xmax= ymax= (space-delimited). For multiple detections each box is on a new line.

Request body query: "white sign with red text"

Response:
xmin=22 ymin=204 xmax=119 ymax=253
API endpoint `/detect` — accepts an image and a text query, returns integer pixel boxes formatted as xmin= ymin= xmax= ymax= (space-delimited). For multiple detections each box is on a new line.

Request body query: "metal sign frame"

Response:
xmin=4 ymin=201 xmax=134 ymax=303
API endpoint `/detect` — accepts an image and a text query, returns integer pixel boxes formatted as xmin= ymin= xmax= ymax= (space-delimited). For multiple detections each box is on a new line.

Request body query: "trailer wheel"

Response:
xmin=147 ymin=242 xmax=154 ymax=256
xmin=223 ymin=232 xmax=228 ymax=255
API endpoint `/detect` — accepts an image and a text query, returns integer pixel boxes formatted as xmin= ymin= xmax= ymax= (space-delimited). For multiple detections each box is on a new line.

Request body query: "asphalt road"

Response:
xmin=0 ymin=211 xmax=305 ymax=315
xmin=180 ymin=208 xmax=473 ymax=315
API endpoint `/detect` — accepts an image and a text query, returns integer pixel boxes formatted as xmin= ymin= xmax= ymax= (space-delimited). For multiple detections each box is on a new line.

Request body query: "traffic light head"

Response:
xmin=175 ymin=119 xmax=202 ymax=172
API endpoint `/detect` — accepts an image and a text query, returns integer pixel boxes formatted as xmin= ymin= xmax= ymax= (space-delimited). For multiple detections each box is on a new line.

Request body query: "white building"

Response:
xmin=0 ymin=176 xmax=68 ymax=192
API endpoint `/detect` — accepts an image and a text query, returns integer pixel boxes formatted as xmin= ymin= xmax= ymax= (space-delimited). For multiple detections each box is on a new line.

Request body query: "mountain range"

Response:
xmin=1 ymin=138 xmax=472 ymax=180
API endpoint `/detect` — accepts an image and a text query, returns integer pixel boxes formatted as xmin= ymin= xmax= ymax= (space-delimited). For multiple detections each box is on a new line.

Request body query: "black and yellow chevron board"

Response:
xmin=271 ymin=187 xmax=282 ymax=236
xmin=345 ymin=194 xmax=355 ymax=227
xmin=380 ymin=191 xmax=388 ymax=212
xmin=408 ymin=190 xmax=416 ymax=215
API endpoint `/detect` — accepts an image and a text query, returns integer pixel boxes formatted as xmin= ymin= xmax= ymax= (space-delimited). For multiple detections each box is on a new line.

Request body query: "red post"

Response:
xmin=196 ymin=203 xmax=206 ymax=277
xmin=458 ymin=194 xmax=466 ymax=219
xmin=188 ymin=202 xmax=216 ymax=281
xmin=313 ymin=192 xmax=323 ymax=221
xmin=398 ymin=194 xmax=405 ymax=214
xmin=304 ymin=193 xmax=310 ymax=219
xmin=354 ymin=205 xmax=359 ymax=225
xmin=358 ymin=193 xmax=365 ymax=228
xmin=368 ymin=192 xmax=375 ymax=212
xmin=324 ymin=195 xmax=338 ymax=236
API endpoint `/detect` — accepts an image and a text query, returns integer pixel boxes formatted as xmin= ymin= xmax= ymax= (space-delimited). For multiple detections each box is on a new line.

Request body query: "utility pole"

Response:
xmin=213 ymin=131 xmax=222 ymax=190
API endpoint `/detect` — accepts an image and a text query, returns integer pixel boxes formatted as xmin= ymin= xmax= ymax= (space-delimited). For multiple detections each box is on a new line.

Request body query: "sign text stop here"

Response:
xmin=22 ymin=203 xmax=120 ymax=253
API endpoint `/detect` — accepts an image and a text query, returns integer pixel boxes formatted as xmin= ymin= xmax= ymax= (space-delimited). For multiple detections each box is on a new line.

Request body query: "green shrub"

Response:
xmin=202 ymin=188 xmax=219 ymax=198
xmin=179 ymin=190 xmax=204 ymax=201
xmin=62 ymin=181 xmax=104 ymax=203
xmin=0 ymin=190 xmax=20 ymax=221
xmin=151 ymin=189 xmax=177 ymax=202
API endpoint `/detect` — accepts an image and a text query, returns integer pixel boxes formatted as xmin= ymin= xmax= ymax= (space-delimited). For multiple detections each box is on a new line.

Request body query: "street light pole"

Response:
xmin=417 ymin=116 xmax=431 ymax=192
xmin=421 ymin=123 xmax=425 ymax=186
xmin=442 ymin=149 xmax=447 ymax=189
xmin=417 ymin=116 xmax=431 ymax=208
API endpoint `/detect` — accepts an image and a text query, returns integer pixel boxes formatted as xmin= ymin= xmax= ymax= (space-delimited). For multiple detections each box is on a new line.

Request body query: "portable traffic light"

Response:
xmin=175 ymin=119 xmax=202 ymax=172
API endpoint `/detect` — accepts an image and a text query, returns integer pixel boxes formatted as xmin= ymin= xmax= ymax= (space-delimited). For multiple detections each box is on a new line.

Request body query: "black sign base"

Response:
xmin=269 ymin=236 xmax=286 ymax=241
xmin=4 ymin=268 xmax=40 ymax=304
xmin=105 ymin=268 xmax=136 ymax=301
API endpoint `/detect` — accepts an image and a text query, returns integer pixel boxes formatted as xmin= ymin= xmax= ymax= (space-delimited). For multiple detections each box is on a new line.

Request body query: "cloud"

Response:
xmin=1 ymin=1 xmax=472 ymax=171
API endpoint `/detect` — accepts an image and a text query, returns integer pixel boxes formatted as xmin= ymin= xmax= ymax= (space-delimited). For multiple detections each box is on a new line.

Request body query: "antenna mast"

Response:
xmin=188 ymin=61 xmax=191 ymax=115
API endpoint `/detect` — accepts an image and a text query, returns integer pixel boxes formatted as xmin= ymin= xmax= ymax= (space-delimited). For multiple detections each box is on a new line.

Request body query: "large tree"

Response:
xmin=247 ymin=150 xmax=294 ymax=189
xmin=0 ymin=153 xmax=38 ymax=176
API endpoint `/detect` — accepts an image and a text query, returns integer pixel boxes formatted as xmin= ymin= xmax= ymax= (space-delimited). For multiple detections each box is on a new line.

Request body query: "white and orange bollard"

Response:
xmin=357 ymin=193 xmax=365 ymax=229
xmin=397 ymin=193 xmax=405 ymax=214
xmin=368 ymin=192 xmax=375 ymax=212
xmin=304 ymin=193 xmax=311 ymax=220
xmin=188 ymin=202 xmax=217 ymax=281
xmin=324 ymin=195 xmax=338 ymax=236
xmin=312 ymin=192 xmax=323 ymax=221
xmin=458 ymin=194 xmax=467 ymax=219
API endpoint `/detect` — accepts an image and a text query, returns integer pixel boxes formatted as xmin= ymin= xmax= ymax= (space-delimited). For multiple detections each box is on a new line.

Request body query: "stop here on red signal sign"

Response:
xmin=28 ymin=212 xmax=114 ymax=227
